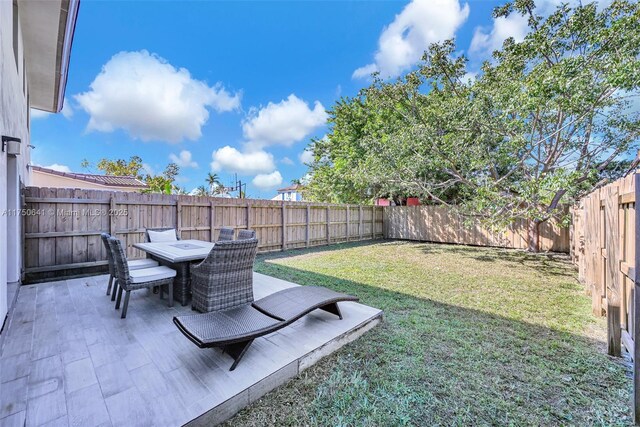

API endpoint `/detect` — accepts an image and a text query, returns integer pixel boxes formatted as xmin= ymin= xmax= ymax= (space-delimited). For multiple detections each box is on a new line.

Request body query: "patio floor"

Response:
xmin=0 ymin=273 xmax=382 ymax=426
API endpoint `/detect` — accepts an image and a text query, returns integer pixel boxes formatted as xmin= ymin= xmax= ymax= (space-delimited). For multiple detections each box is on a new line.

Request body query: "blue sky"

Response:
xmin=31 ymin=0 xmax=513 ymax=198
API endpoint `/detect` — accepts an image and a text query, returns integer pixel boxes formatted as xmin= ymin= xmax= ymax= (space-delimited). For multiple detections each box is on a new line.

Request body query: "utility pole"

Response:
xmin=227 ymin=174 xmax=246 ymax=199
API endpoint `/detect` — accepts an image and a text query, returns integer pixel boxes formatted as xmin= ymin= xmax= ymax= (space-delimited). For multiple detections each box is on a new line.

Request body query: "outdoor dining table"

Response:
xmin=133 ymin=239 xmax=215 ymax=306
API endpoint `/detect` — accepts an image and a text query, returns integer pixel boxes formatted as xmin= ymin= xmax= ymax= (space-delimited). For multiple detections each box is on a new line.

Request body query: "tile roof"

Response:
xmin=277 ymin=184 xmax=304 ymax=192
xmin=31 ymin=165 xmax=148 ymax=188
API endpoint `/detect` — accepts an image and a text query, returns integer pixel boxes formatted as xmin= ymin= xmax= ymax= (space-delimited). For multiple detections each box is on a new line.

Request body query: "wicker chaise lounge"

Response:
xmin=173 ymin=286 xmax=359 ymax=370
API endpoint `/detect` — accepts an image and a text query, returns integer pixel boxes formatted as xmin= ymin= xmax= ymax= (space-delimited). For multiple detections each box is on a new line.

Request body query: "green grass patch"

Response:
xmin=225 ymin=241 xmax=632 ymax=426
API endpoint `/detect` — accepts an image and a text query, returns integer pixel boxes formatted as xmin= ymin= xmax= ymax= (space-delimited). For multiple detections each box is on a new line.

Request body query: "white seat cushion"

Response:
xmin=127 ymin=259 xmax=159 ymax=271
xmin=129 ymin=266 xmax=177 ymax=284
xmin=147 ymin=229 xmax=178 ymax=242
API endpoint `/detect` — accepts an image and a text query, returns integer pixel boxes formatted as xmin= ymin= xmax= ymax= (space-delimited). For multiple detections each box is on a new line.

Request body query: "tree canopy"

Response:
xmin=87 ymin=156 xmax=181 ymax=194
xmin=306 ymin=0 xmax=640 ymax=249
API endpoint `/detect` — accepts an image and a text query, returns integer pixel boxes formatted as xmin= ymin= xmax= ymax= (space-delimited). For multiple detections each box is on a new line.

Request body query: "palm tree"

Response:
xmin=194 ymin=185 xmax=208 ymax=197
xmin=173 ymin=186 xmax=188 ymax=195
xmin=206 ymin=173 xmax=220 ymax=195
xmin=212 ymin=184 xmax=228 ymax=196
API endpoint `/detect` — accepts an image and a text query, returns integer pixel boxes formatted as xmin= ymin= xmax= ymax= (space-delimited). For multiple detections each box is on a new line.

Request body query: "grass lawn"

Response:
xmin=225 ymin=240 xmax=632 ymax=426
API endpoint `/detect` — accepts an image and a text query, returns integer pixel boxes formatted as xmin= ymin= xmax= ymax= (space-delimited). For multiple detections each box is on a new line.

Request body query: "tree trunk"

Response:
xmin=527 ymin=219 xmax=541 ymax=252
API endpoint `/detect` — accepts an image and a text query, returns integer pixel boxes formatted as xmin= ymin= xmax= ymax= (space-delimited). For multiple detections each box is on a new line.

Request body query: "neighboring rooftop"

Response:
xmin=277 ymin=184 xmax=304 ymax=193
xmin=30 ymin=165 xmax=148 ymax=189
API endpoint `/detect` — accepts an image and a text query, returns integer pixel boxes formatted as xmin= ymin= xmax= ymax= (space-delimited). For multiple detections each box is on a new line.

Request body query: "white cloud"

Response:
xmin=242 ymin=94 xmax=327 ymax=150
xmin=169 ymin=150 xmax=198 ymax=168
xmin=142 ymin=163 xmax=155 ymax=176
xmin=31 ymin=97 xmax=73 ymax=120
xmin=31 ymin=109 xmax=51 ymax=119
xmin=352 ymin=64 xmax=379 ymax=80
xmin=252 ymin=171 xmax=283 ymax=190
xmin=75 ymin=50 xmax=241 ymax=143
xmin=61 ymin=98 xmax=74 ymax=119
xmin=44 ymin=163 xmax=71 ymax=173
xmin=211 ymin=146 xmax=275 ymax=175
xmin=211 ymin=94 xmax=326 ymax=177
xmin=299 ymin=148 xmax=314 ymax=165
xmin=462 ymin=71 xmax=477 ymax=84
xmin=353 ymin=0 xmax=470 ymax=80
xmin=469 ymin=14 xmax=529 ymax=57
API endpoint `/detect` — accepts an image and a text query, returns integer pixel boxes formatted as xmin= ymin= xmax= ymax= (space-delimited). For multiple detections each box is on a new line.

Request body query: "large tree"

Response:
xmin=307 ymin=0 xmax=640 ymax=251
xmin=144 ymin=163 xmax=179 ymax=194
xmin=95 ymin=156 xmax=144 ymax=179
xmin=93 ymin=156 xmax=181 ymax=194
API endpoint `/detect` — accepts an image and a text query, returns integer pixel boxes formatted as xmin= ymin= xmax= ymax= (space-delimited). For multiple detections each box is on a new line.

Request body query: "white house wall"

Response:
xmin=0 ymin=0 xmax=32 ymax=326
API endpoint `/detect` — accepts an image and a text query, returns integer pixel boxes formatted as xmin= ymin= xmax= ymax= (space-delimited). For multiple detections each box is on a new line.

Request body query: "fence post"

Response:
xmin=346 ymin=206 xmax=350 ymax=242
xmin=20 ymin=186 xmax=26 ymax=282
xmin=326 ymin=205 xmax=331 ymax=245
xmin=306 ymin=204 xmax=310 ymax=248
xmin=384 ymin=206 xmax=389 ymax=239
xmin=371 ymin=206 xmax=375 ymax=239
xmin=282 ymin=203 xmax=287 ymax=251
xmin=604 ymin=186 xmax=622 ymax=356
xmin=109 ymin=196 xmax=116 ymax=235
xmin=176 ymin=198 xmax=182 ymax=239
xmin=246 ymin=201 xmax=252 ymax=230
xmin=209 ymin=201 xmax=215 ymax=242
xmin=359 ymin=206 xmax=363 ymax=241
xmin=634 ymin=173 xmax=640 ymax=424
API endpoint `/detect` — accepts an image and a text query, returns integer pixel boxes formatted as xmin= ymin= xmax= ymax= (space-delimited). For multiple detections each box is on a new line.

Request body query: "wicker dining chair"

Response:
xmin=100 ymin=233 xmax=159 ymax=298
xmin=145 ymin=227 xmax=180 ymax=242
xmin=217 ymin=227 xmax=235 ymax=242
xmin=190 ymin=238 xmax=259 ymax=313
xmin=237 ymin=229 xmax=256 ymax=240
xmin=107 ymin=237 xmax=177 ymax=318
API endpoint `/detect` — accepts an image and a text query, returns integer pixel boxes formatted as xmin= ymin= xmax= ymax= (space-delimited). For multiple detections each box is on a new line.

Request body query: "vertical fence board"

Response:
xmin=384 ymin=205 xmax=570 ymax=251
xmin=22 ymin=188 xmax=384 ymax=282
xmin=633 ymin=173 xmax=640 ymax=425
xmin=604 ymin=185 xmax=622 ymax=356
xmin=570 ymin=173 xmax=640 ymax=424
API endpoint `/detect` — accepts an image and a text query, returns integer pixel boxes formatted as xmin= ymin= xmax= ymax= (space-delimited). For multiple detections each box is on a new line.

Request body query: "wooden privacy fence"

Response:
xmin=21 ymin=187 xmax=384 ymax=283
xmin=384 ymin=206 xmax=570 ymax=252
xmin=571 ymin=172 xmax=640 ymax=423
xmin=572 ymin=173 xmax=638 ymax=355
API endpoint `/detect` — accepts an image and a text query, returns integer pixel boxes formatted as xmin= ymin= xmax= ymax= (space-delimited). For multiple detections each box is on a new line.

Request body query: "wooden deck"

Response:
xmin=0 ymin=273 xmax=382 ymax=426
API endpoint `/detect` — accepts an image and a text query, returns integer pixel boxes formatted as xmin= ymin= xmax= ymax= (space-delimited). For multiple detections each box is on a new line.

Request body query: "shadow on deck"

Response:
xmin=0 ymin=273 xmax=382 ymax=426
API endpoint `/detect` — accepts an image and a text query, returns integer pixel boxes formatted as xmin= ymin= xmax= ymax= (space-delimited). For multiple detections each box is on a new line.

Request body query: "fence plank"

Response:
xmin=634 ymin=173 xmax=640 ymax=424
xmin=22 ymin=188 xmax=384 ymax=281
xmin=384 ymin=205 xmax=569 ymax=251
xmin=282 ymin=203 xmax=287 ymax=251
xmin=604 ymin=186 xmax=622 ymax=356
xmin=306 ymin=205 xmax=310 ymax=248
xmin=326 ymin=206 xmax=331 ymax=244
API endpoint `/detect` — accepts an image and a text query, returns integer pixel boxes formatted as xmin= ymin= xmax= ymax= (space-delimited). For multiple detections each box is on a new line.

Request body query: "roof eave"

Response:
xmin=54 ymin=0 xmax=80 ymax=113
xmin=22 ymin=0 xmax=80 ymax=113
